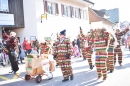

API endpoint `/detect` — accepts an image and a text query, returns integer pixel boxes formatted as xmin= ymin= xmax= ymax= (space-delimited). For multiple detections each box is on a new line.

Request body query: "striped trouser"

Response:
xmin=59 ymin=59 xmax=73 ymax=79
xmin=86 ymin=48 xmax=93 ymax=66
xmin=96 ymin=54 xmax=107 ymax=78
xmin=114 ymin=47 xmax=122 ymax=64
xmin=107 ymin=51 xmax=114 ymax=71
xmin=81 ymin=48 xmax=87 ymax=59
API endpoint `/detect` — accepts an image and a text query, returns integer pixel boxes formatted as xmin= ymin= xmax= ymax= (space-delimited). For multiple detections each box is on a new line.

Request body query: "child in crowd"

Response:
xmin=73 ymin=45 xmax=80 ymax=57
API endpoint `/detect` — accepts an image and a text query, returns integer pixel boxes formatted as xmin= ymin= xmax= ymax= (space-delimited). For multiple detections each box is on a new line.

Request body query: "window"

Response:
xmin=64 ymin=5 xmax=71 ymax=17
xmin=48 ymin=2 xmax=54 ymax=14
xmin=73 ymin=8 xmax=79 ymax=18
xmin=44 ymin=1 xmax=59 ymax=15
xmin=0 ymin=0 xmax=9 ymax=12
xmin=81 ymin=10 xmax=88 ymax=20
xmin=61 ymin=5 xmax=71 ymax=17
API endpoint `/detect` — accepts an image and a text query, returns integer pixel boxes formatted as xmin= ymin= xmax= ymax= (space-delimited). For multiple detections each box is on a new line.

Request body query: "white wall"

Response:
xmin=14 ymin=0 xmax=38 ymax=43
xmin=14 ymin=0 xmax=91 ymax=43
xmin=35 ymin=0 xmax=90 ymax=41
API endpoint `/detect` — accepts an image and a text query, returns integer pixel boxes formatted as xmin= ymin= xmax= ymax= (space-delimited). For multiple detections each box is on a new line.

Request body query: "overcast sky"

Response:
xmin=91 ymin=0 xmax=130 ymax=22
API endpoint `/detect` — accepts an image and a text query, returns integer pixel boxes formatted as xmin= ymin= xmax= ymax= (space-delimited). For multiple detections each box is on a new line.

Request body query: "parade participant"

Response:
xmin=53 ymin=32 xmax=60 ymax=66
xmin=40 ymin=40 xmax=50 ymax=55
xmin=106 ymin=29 xmax=117 ymax=73
xmin=53 ymin=29 xmax=74 ymax=82
xmin=86 ymin=30 xmax=94 ymax=69
xmin=93 ymin=28 xmax=109 ymax=80
xmin=2 ymin=27 xmax=19 ymax=74
xmin=79 ymin=27 xmax=87 ymax=60
xmin=114 ymin=27 xmax=129 ymax=66
xmin=79 ymin=27 xmax=94 ymax=69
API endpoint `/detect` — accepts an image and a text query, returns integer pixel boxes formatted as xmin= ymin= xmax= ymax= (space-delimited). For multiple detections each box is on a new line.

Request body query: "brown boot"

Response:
xmin=103 ymin=76 xmax=107 ymax=80
xmin=97 ymin=76 xmax=102 ymax=80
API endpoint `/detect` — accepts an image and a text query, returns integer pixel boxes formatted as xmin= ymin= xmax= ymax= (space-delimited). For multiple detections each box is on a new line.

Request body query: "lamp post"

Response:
xmin=41 ymin=14 xmax=47 ymax=23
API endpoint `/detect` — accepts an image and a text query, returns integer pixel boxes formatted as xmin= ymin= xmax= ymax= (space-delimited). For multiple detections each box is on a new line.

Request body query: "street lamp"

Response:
xmin=41 ymin=14 xmax=47 ymax=23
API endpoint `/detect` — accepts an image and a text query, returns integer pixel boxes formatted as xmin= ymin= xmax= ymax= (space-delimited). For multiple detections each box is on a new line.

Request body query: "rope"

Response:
xmin=14 ymin=73 xmax=25 ymax=80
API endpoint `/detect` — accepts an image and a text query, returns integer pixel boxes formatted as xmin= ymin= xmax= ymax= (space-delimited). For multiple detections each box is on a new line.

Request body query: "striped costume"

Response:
xmin=107 ymin=34 xmax=115 ymax=72
xmin=94 ymin=29 xmax=108 ymax=80
xmin=114 ymin=28 xmax=129 ymax=65
xmin=79 ymin=28 xmax=87 ymax=60
xmin=40 ymin=44 xmax=50 ymax=54
xmin=86 ymin=30 xmax=95 ymax=68
xmin=53 ymin=38 xmax=73 ymax=80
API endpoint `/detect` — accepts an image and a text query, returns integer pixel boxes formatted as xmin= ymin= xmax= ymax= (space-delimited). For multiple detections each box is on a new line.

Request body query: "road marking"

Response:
xmin=12 ymin=72 xmax=21 ymax=79
xmin=0 ymin=76 xmax=10 ymax=81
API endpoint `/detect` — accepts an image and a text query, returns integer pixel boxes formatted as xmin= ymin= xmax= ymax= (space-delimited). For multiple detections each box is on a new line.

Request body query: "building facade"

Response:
xmin=88 ymin=8 xmax=115 ymax=30
xmin=18 ymin=0 xmax=94 ymax=42
xmin=0 ymin=0 xmax=94 ymax=42
xmin=0 ymin=0 xmax=24 ymax=41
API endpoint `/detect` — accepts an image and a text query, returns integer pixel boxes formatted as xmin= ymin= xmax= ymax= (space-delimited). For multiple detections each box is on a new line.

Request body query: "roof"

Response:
xmin=82 ymin=0 xmax=94 ymax=5
xmin=92 ymin=9 xmax=106 ymax=17
xmin=89 ymin=8 xmax=115 ymax=24
xmin=100 ymin=8 xmax=119 ymax=23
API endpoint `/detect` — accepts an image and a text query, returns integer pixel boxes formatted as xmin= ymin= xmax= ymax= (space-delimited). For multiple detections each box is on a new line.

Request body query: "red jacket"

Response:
xmin=22 ymin=41 xmax=32 ymax=50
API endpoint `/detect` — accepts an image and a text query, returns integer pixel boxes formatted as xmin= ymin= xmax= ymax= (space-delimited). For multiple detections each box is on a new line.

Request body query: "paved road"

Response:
xmin=0 ymin=46 xmax=130 ymax=86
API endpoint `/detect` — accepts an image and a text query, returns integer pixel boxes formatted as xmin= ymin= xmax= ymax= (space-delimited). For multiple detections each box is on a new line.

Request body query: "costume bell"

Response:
xmin=53 ymin=29 xmax=74 ymax=82
xmin=114 ymin=28 xmax=129 ymax=66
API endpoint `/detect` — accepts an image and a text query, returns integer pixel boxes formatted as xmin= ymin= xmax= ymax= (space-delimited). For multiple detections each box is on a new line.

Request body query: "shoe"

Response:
xmin=70 ymin=75 xmax=74 ymax=80
xmin=83 ymin=58 xmax=86 ymax=60
xmin=97 ymin=76 xmax=101 ymax=80
xmin=14 ymin=71 xmax=16 ymax=74
xmin=110 ymin=70 xmax=113 ymax=73
xmin=9 ymin=70 xmax=14 ymax=73
xmin=103 ymin=77 xmax=107 ymax=80
xmin=119 ymin=64 xmax=122 ymax=66
xmin=62 ymin=79 xmax=69 ymax=82
xmin=90 ymin=65 xmax=94 ymax=70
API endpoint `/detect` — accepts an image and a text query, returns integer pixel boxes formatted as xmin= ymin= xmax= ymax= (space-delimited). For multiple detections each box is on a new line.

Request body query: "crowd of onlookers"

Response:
xmin=124 ymin=36 xmax=130 ymax=50
xmin=0 ymin=37 xmax=41 ymax=67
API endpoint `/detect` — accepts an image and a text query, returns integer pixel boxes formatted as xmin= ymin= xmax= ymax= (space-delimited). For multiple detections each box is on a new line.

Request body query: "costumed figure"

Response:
xmin=79 ymin=27 xmax=87 ymax=60
xmin=106 ymin=29 xmax=117 ymax=73
xmin=2 ymin=27 xmax=19 ymax=74
xmin=114 ymin=27 xmax=129 ymax=66
xmin=86 ymin=29 xmax=94 ymax=69
xmin=40 ymin=40 xmax=50 ymax=55
xmin=53 ymin=32 xmax=60 ymax=66
xmin=53 ymin=29 xmax=74 ymax=82
xmin=93 ymin=28 xmax=109 ymax=80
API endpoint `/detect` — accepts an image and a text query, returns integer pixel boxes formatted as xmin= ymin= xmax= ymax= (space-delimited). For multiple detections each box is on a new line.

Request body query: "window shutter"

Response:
xmin=70 ymin=6 xmax=74 ymax=18
xmin=55 ymin=3 xmax=59 ymax=15
xmin=79 ymin=8 xmax=81 ymax=19
xmin=44 ymin=0 xmax=48 ymax=13
xmin=61 ymin=4 xmax=64 ymax=16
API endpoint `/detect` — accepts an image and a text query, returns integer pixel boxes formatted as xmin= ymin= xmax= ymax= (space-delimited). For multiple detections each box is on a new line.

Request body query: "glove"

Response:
xmin=79 ymin=27 xmax=82 ymax=30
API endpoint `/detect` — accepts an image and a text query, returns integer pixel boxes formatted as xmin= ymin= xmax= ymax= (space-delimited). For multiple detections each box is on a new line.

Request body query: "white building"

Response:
xmin=13 ymin=0 xmax=94 ymax=42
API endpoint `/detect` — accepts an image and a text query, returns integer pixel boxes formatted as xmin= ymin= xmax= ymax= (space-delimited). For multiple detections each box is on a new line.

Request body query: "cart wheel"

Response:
xmin=36 ymin=75 xmax=42 ymax=83
xmin=25 ymin=74 xmax=31 ymax=81
xmin=48 ymin=72 xmax=53 ymax=80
